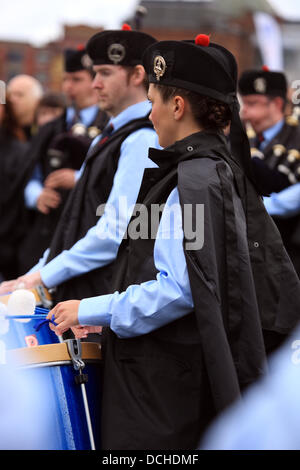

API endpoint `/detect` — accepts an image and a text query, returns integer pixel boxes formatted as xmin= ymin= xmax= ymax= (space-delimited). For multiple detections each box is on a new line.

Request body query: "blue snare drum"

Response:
xmin=0 ymin=307 xmax=59 ymax=350
xmin=0 ymin=286 xmax=57 ymax=349
xmin=7 ymin=340 xmax=102 ymax=450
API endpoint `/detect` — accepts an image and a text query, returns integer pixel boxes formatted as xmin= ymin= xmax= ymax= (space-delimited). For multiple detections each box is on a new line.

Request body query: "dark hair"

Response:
xmin=1 ymin=99 xmax=26 ymax=141
xmin=37 ymin=92 xmax=67 ymax=110
xmin=123 ymin=65 xmax=149 ymax=92
xmin=265 ymin=94 xmax=287 ymax=114
xmin=87 ymin=68 xmax=96 ymax=79
xmin=154 ymin=84 xmax=231 ymax=131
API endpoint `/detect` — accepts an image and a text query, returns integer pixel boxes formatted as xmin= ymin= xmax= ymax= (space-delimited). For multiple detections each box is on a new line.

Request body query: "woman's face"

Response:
xmin=148 ymin=83 xmax=178 ymax=148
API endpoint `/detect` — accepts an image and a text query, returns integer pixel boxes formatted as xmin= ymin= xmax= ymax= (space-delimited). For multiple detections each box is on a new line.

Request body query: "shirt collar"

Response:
xmin=108 ymin=101 xmax=152 ymax=133
xmin=262 ymin=119 xmax=284 ymax=144
xmin=66 ymin=104 xmax=99 ymax=127
xmin=148 ymin=130 xmax=229 ymax=168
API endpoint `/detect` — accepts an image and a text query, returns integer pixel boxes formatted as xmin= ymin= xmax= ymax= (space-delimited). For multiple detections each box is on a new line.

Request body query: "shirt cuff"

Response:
xmin=40 ymin=255 xmax=68 ymax=288
xmin=24 ymin=181 xmax=43 ymax=209
xmin=78 ymin=295 xmax=112 ymax=326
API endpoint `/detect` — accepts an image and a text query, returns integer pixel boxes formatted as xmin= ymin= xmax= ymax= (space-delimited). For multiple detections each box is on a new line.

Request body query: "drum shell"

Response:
xmin=7 ymin=342 xmax=102 ymax=450
xmin=1 ymin=313 xmax=59 ymax=350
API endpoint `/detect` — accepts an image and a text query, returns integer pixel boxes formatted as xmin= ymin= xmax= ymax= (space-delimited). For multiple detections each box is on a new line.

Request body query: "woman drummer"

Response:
xmin=48 ymin=34 xmax=300 ymax=449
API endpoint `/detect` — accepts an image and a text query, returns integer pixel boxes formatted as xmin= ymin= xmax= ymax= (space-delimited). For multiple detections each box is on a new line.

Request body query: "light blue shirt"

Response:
xmin=260 ymin=119 xmax=284 ymax=150
xmin=24 ymin=104 xmax=99 ymax=209
xmin=31 ymin=101 xmax=160 ymax=289
xmin=263 ymin=183 xmax=300 ymax=217
xmin=65 ymin=104 xmax=99 ymax=129
xmin=24 ymin=164 xmax=44 ymax=209
xmin=77 ymin=187 xmax=194 ymax=338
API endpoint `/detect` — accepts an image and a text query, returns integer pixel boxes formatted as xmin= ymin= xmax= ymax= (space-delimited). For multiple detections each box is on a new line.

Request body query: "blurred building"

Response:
xmin=0 ymin=24 xmax=104 ymax=91
xmin=135 ymin=0 xmax=277 ymax=74
xmin=134 ymin=0 xmax=300 ymax=84
xmin=281 ymin=21 xmax=300 ymax=82
xmin=1 ymin=1 xmax=300 ymax=91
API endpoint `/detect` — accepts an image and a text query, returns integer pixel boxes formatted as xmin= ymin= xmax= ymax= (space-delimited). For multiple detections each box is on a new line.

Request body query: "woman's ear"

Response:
xmin=173 ymin=95 xmax=185 ymax=121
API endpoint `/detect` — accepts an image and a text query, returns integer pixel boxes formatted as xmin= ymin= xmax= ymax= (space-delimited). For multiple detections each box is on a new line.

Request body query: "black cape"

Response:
xmin=100 ymin=131 xmax=300 ymax=449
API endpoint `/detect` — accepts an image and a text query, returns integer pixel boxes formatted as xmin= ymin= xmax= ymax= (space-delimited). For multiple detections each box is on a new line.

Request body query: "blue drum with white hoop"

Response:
xmin=7 ymin=341 xmax=102 ymax=450
xmin=0 ymin=286 xmax=58 ymax=349
xmin=0 ymin=306 xmax=59 ymax=350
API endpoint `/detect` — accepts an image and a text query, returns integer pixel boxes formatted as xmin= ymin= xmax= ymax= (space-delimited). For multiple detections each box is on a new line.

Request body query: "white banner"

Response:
xmin=253 ymin=12 xmax=284 ymax=71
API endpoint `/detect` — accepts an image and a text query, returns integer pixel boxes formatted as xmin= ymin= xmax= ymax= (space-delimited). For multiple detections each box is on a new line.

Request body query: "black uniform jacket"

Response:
xmin=0 ymin=132 xmax=30 ymax=278
xmin=17 ymin=108 xmax=108 ymax=274
xmin=249 ymin=119 xmax=300 ymax=275
xmin=100 ymin=130 xmax=300 ymax=450
xmin=46 ymin=115 xmax=153 ymax=303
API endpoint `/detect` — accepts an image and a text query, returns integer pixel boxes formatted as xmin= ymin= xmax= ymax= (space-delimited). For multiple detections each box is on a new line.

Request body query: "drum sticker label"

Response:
xmin=25 ymin=335 xmax=39 ymax=348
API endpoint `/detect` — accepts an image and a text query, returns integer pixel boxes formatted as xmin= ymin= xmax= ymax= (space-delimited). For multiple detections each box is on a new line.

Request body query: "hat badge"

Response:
xmin=107 ymin=43 xmax=126 ymax=64
xmin=72 ymin=123 xmax=87 ymax=136
xmin=153 ymin=55 xmax=166 ymax=81
xmin=253 ymin=77 xmax=267 ymax=93
xmin=81 ymin=53 xmax=93 ymax=68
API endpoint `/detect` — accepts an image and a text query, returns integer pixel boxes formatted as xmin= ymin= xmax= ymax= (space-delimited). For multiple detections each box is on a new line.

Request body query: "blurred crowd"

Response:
xmin=0 ymin=47 xmax=108 ymax=280
xmin=1 ymin=50 xmax=300 ymax=282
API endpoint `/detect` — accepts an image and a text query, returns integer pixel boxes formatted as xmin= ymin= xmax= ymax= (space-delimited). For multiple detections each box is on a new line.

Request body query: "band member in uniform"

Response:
xmin=0 ymin=100 xmax=30 ymax=280
xmin=239 ymin=67 xmax=300 ymax=275
xmin=46 ymin=35 xmax=300 ymax=449
xmin=17 ymin=46 xmax=109 ymax=274
xmin=6 ymin=74 xmax=43 ymax=141
xmin=0 ymin=27 xmax=158 ymax=320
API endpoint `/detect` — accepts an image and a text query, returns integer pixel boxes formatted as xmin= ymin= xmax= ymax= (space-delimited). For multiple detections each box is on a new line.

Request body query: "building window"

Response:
xmin=36 ymin=50 xmax=50 ymax=64
xmin=7 ymin=50 xmax=23 ymax=63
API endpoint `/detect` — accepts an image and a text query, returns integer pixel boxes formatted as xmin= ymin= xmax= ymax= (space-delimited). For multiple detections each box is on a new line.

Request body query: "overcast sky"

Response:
xmin=0 ymin=0 xmax=140 ymax=45
xmin=0 ymin=0 xmax=299 ymax=46
xmin=269 ymin=0 xmax=300 ymax=20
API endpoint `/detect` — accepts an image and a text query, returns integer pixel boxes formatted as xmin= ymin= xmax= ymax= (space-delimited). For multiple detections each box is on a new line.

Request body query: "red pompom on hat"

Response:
xmin=195 ymin=34 xmax=210 ymax=47
xmin=76 ymin=44 xmax=85 ymax=51
xmin=122 ymin=23 xmax=132 ymax=31
xmin=262 ymin=65 xmax=270 ymax=72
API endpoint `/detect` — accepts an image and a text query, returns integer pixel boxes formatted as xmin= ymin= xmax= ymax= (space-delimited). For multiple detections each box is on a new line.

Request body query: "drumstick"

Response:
xmin=5 ymin=314 xmax=48 ymax=320
xmin=4 ymin=313 xmax=57 ymax=325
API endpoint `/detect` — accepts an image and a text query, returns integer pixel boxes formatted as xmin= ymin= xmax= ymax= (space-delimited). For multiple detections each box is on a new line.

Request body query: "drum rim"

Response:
xmin=0 ymin=284 xmax=52 ymax=306
xmin=12 ymin=359 xmax=101 ymax=370
xmin=6 ymin=342 xmax=102 ymax=367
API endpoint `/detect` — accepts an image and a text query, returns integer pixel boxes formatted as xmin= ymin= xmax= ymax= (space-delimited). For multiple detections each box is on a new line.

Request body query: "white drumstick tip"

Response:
xmin=7 ymin=289 xmax=36 ymax=323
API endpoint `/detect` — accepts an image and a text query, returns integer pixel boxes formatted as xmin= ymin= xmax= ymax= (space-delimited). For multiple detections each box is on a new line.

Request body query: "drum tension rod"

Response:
xmin=65 ymin=339 xmax=88 ymax=385
xmin=65 ymin=339 xmax=96 ymax=450
xmin=36 ymin=285 xmax=53 ymax=309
